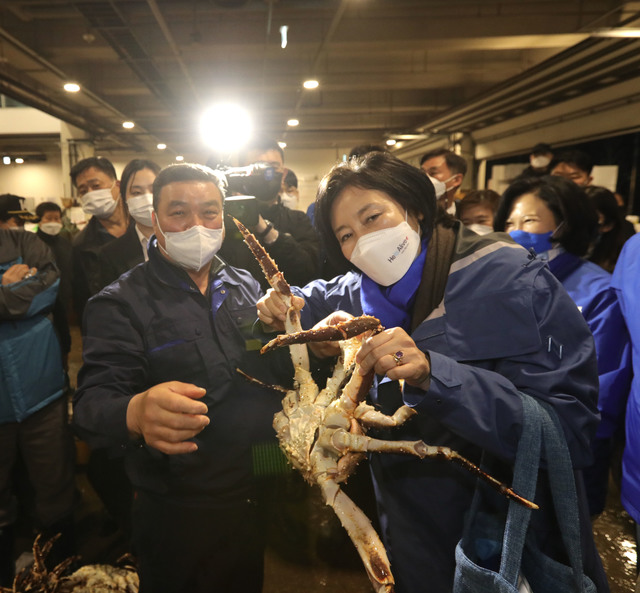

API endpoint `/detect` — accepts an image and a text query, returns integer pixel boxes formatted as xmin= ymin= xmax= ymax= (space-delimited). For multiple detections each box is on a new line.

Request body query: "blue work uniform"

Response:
xmin=293 ymin=226 xmax=606 ymax=593
xmin=545 ymin=248 xmax=631 ymax=515
xmin=611 ymin=233 xmax=640 ymax=527
xmin=73 ymin=238 xmax=289 ymax=593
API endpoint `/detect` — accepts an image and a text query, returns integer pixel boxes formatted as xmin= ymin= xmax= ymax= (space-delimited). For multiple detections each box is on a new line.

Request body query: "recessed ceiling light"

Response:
xmin=3 ymin=156 xmax=11 ymax=165
xmin=63 ymin=82 xmax=81 ymax=93
xmin=122 ymin=121 xmax=135 ymax=129
xmin=385 ymin=139 xmax=397 ymax=146
xmin=157 ymin=143 xmax=167 ymax=150
xmin=287 ymin=119 xmax=299 ymax=127
xmin=303 ymin=80 xmax=319 ymax=89
xmin=176 ymin=155 xmax=184 ymax=162
xmin=14 ymin=157 xmax=24 ymax=164
xmin=278 ymin=142 xmax=287 ymax=149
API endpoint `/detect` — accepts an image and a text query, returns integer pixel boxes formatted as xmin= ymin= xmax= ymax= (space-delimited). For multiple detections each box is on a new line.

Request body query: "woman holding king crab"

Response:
xmin=257 ymin=151 xmax=609 ymax=593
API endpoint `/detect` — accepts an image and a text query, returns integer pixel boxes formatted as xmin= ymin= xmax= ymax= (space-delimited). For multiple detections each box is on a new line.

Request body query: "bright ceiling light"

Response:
xmin=385 ymin=139 xmax=397 ymax=146
xmin=63 ymin=82 xmax=81 ymax=93
xmin=14 ymin=157 xmax=24 ymax=164
xmin=590 ymin=28 xmax=640 ymax=38
xmin=303 ymin=79 xmax=319 ymax=89
xmin=122 ymin=121 xmax=135 ymax=129
xmin=280 ymin=25 xmax=288 ymax=49
xmin=278 ymin=142 xmax=287 ymax=149
xmin=157 ymin=143 xmax=167 ymax=150
xmin=176 ymin=155 xmax=185 ymax=162
xmin=2 ymin=156 xmax=10 ymax=165
xmin=287 ymin=118 xmax=299 ymax=127
xmin=200 ymin=103 xmax=252 ymax=153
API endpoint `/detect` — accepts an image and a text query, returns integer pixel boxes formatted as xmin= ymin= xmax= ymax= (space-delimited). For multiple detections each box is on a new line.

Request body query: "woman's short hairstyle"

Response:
xmin=120 ymin=159 xmax=162 ymax=201
xmin=494 ymin=175 xmax=598 ymax=256
xmin=314 ymin=151 xmax=437 ymax=270
xmin=152 ymin=163 xmax=226 ymax=211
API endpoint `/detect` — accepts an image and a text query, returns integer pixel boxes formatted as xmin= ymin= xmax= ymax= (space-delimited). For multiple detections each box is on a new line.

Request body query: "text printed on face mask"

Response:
xmin=387 ymin=235 xmax=409 ymax=263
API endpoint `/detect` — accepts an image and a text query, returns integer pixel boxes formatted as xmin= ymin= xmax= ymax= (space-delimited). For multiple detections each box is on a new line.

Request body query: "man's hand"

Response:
xmin=257 ymin=288 xmax=305 ymax=332
xmin=126 ymin=381 xmax=210 ymax=455
xmin=2 ymin=264 xmax=36 ymax=285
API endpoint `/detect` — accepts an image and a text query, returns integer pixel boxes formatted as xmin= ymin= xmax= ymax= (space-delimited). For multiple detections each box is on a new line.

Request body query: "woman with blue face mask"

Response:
xmin=257 ymin=153 xmax=609 ymax=593
xmin=494 ymin=175 xmax=632 ymax=518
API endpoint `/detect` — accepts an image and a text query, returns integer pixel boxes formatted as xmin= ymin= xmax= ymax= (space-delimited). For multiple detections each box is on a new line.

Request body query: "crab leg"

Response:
xmin=233 ymin=217 xmax=309 ymax=371
xmin=261 ymin=316 xmax=382 ymax=354
xmin=318 ymin=478 xmax=395 ymax=593
xmin=326 ymin=429 xmax=538 ymax=510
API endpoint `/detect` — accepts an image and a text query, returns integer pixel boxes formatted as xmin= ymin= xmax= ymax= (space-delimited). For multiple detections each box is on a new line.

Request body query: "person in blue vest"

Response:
xmin=257 ymin=152 xmax=609 ymax=593
xmin=611 ymin=233 xmax=640 ymax=585
xmin=494 ymin=175 xmax=632 ymax=517
xmin=0 ymin=226 xmax=76 ymax=585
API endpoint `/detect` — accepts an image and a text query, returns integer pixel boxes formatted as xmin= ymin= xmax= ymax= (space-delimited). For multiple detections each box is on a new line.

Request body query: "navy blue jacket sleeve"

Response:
xmin=73 ymin=293 xmax=146 ymax=448
xmin=403 ymin=266 xmax=600 ymax=468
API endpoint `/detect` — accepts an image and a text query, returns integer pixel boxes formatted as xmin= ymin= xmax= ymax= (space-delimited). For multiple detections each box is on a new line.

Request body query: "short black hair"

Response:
xmin=35 ymin=201 xmax=62 ymax=219
xmin=284 ymin=169 xmax=298 ymax=188
xmin=315 ymin=152 xmax=436 ymax=271
xmin=348 ymin=144 xmax=387 ymax=159
xmin=550 ymin=149 xmax=593 ymax=175
xmin=70 ymin=156 xmax=117 ymax=187
xmin=241 ymin=136 xmax=284 ymax=165
xmin=532 ymin=143 xmax=552 ymax=155
xmin=494 ymin=176 xmax=598 ymax=256
xmin=419 ymin=148 xmax=467 ymax=177
xmin=152 ymin=163 xmax=226 ymax=211
xmin=120 ymin=159 xmax=161 ymax=200
xmin=456 ymin=189 xmax=500 ymax=219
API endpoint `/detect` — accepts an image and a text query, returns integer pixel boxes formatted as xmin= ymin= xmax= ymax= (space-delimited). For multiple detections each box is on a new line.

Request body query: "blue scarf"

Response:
xmin=360 ymin=238 xmax=428 ymax=331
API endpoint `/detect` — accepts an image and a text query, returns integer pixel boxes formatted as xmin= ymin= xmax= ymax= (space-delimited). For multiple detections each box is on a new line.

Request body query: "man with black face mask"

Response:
xmin=218 ymin=137 xmax=320 ymax=289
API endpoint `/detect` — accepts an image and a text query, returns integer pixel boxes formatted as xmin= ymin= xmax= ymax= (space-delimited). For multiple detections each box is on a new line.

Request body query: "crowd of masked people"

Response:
xmin=1 ymin=136 xmax=639 ymax=593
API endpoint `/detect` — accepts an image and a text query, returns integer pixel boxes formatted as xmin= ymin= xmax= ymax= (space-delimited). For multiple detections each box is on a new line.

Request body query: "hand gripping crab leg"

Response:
xmin=233 ymin=217 xmax=309 ymax=371
xmin=234 ymin=218 xmax=537 ymax=593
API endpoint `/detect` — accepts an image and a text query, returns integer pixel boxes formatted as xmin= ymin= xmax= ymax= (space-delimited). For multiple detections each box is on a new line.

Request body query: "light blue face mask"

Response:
xmin=509 ymin=229 xmax=553 ymax=254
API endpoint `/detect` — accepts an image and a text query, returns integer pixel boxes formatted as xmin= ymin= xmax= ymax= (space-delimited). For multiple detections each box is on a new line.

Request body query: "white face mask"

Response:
xmin=427 ymin=175 xmax=447 ymax=199
xmin=467 ymin=223 xmax=493 ymax=235
xmin=81 ymin=185 xmax=118 ymax=219
xmin=349 ymin=218 xmax=421 ymax=286
xmin=279 ymin=192 xmax=298 ymax=210
xmin=531 ymin=155 xmax=551 ymax=169
xmin=39 ymin=222 xmax=63 ymax=236
xmin=156 ymin=221 xmax=224 ymax=271
xmin=128 ymin=193 xmax=154 ymax=227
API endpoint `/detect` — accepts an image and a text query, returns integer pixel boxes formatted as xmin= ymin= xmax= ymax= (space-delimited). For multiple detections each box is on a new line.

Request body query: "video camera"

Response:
xmin=220 ymin=161 xmax=282 ymax=203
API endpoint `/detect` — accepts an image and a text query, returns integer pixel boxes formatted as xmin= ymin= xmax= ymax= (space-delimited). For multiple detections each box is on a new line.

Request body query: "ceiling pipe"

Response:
xmin=146 ymin=0 xmax=202 ymax=106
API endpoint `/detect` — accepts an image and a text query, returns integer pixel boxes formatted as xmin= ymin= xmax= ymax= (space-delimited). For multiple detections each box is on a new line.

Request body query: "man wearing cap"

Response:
xmin=516 ymin=142 xmax=554 ymax=179
xmin=0 ymin=194 xmax=39 ymax=230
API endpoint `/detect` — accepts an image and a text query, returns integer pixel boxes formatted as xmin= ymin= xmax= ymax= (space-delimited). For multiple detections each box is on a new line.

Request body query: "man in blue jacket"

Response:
xmin=0 ymin=228 xmax=76 ymax=586
xmin=73 ymin=163 xmax=288 ymax=593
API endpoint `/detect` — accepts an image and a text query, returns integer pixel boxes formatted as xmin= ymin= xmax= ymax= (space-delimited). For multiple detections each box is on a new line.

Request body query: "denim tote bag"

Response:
xmin=453 ymin=392 xmax=597 ymax=593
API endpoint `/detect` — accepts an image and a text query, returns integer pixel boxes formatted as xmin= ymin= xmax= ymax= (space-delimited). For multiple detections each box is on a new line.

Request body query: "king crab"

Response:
xmin=233 ymin=218 xmax=537 ymax=593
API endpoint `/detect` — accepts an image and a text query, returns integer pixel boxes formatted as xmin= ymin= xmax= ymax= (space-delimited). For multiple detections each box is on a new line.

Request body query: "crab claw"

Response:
xmin=232 ymin=217 xmax=292 ymax=296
